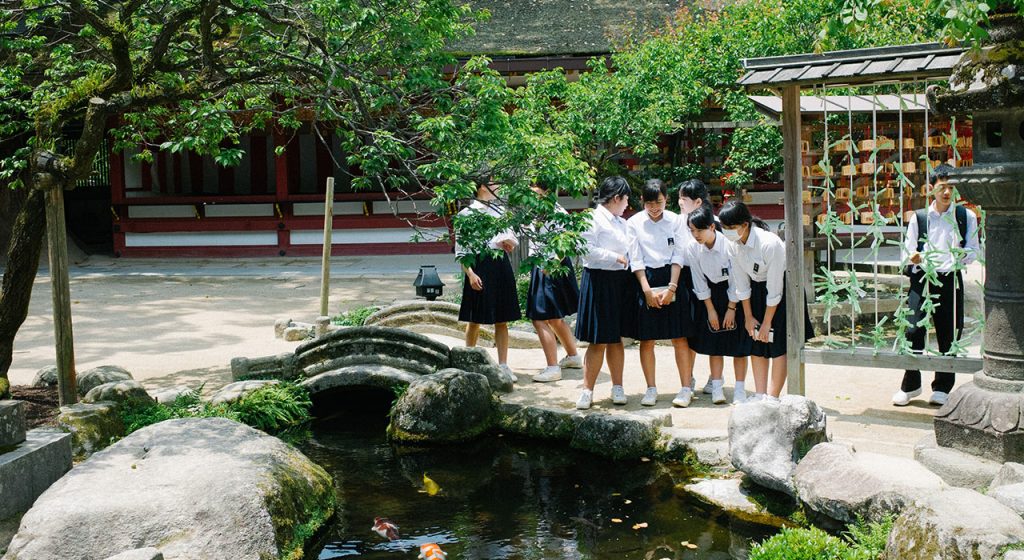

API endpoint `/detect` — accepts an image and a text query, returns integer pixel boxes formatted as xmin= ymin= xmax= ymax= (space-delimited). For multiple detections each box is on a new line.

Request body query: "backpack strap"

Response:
xmin=955 ymin=205 xmax=968 ymax=248
xmin=915 ymin=208 xmax=928 ymax=253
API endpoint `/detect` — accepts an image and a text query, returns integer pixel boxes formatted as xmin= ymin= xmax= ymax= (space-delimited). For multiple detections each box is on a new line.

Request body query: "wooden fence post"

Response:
xmin=44 ymin=182 xmax=77 ymax=405
xmin=319 ymin=177 xmax=335 ymax=317
xmin=782 ymin=85 xmax=806 ymax=396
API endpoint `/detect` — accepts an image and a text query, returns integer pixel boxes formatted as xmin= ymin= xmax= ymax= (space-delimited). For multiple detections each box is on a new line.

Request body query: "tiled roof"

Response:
xmin=451 ymin=1 xmax=688 ymax=56
xmin=748 ymin=94 xmax=928 ymax=116
xmin=739 ymin=43 xmax=965 ymax=88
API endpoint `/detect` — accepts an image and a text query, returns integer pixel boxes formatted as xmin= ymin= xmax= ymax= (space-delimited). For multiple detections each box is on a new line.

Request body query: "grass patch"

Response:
xmin=119 ymin=383 xmax=313 ymax=444
xmin=749 ymin=515 xmax=895 ymax=560
xmin=331 ymin=305 xmax=380 ymax=327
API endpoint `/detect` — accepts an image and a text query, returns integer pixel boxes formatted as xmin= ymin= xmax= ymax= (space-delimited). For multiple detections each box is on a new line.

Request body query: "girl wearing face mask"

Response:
xmin=685 ymin=204 xmax=751 ymax=404
xmin=676 ymin=179 xmax=719 ymax=394
xmin=575 ymin=176 xmax=634 ymax=410
xmin=719 ymin=200 xmax=814 ymax=400
xmin=626 ymin=179 xmax=695 ymax=407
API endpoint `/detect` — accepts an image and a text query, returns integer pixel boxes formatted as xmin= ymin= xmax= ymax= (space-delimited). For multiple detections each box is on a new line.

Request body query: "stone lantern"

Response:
xmin=930 ymin=9 xmax=1024 ymax=462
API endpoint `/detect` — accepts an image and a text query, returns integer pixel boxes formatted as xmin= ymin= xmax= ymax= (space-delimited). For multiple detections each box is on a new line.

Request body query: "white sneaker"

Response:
xmin=711 ymin=385 xmax=726 ymax=404
xmin=672 ymin=387 xmax=693 ymax=408
xmin=576 ymin=389 xmax=593 ymax=410
xmin=499 ymin=364 xmax=518 ymax=383
xmin=702 ymin=379 xmax=714 ymax=395
xmin=533 ymin=366 xmax=562 ymax=383
xmin=640 ymin=387 xmax=658 ymax=407
xmin=747 ymin=393 xmax=766 ymax=403
xmin=558 ymin=354 xmax=584 ymax=369
xmin=611 ymin=385 xmax=627 ymax=405
xmin=892 ymin=388 xmax=922 ymax=407
xmin=929 ymin=391 xmax=949 ymax=406
xmin=732 ymin=390 xmax=747 ymax=405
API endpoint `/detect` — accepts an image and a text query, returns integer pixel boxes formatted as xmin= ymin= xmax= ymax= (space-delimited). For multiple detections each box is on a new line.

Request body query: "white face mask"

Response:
xmin=722 ymin=229 xmax=741 ymax=242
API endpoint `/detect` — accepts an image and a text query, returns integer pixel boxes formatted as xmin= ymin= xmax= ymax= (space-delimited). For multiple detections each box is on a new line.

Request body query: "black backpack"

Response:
xmin=904 ymin=205 xmax=970 ymax=276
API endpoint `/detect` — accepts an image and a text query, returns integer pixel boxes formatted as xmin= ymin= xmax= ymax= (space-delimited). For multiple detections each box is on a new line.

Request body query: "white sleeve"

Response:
xmin=582 ymin=223 xmax=620 ymax=269
xmin=903 ymin=212 xmax=919 ymax=267
xmin=962 ymin=210 xmax=980 ymax=265
xmin=764 ymin=240 xmax=786 ymax=307
xmin=627 ymin=220 xmax=646 ymax=271
xmin=688 ymin=245 xmax=711 ymax=300
xmin=731 ymin=248 xmax=752 ymax=301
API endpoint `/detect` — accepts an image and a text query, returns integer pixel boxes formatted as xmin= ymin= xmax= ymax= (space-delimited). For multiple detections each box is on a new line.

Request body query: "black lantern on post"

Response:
xmin=413 ymin=265 xmax=445 ymax=301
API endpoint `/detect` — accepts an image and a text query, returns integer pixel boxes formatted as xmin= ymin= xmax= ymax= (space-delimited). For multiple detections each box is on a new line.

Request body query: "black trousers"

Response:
xmin=901 ymin=271 xmax=965 ymax=394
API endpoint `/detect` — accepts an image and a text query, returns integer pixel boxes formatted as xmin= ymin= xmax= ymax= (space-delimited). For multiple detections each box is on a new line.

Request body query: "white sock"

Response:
xmin=735 ymin=381 xmax=746 ymax=394
xmin=712 ymin=379 xmax=724 ymax=390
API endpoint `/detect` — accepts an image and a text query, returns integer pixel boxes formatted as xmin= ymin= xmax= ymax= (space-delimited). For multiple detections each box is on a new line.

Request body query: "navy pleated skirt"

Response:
xmin=692 ymin=278 xmax=752 ymax=357
xmin=458 ymin=253 xmax=522 ymax=325
xmin=635 ymin=265 xmax=694 ymax=341
xmin=748 ymin=276 xmax=815 ymax=359
xmin=526 ymin=258 xmax=580 ymax=321
xmin=576 ymin=268 xmax=634 ymax=344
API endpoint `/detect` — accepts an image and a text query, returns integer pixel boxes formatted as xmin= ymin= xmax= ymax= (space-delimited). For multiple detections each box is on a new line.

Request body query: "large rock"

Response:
xmin=56 ymin=402 xmax=124 ymax=459
xmin=684 ymin=478 xmax=793 ymax=528
xmin=729 ymin=396 xmax=828 ymax=497
xmin=987 ymin=463 xmax=1024 ymax=516
xmin=387 ymin=370 xmax=496 ymax=443
xmin=657 ymin=427 xmax=731 ymax=470
xmin=208 ymin=380 xmax=279 ymax=406
xmin=82 ymin=381 xmax=155 ymax=407
xmin=570 ymin=412 xmax=661 ymax=460
xmin=102 ymin=549 xmax=164 ymax=560
xmin=448 ymin=346 xmax=512 ymax=393
xmin=915 ymin=433 xmax=1002 ymax=491
xmin=4 ymin=418 xmax=335 ymax=560
xmin=497 ymin=403 xmax=580 ymax=440
xmin=77 ymin=365 xmax=133 ymax=397
xmin=885 ymin=488 xmax=1024 ymax=560
xmin=794 ymin=442 xmax=946 ymax=523
xmin=30 ymin=366 xmax=57 ymax=388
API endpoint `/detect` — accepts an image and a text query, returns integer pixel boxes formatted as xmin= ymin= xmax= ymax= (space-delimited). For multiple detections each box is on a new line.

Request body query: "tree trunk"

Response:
xmin=0 ymin=186 xmax=46 ymax=398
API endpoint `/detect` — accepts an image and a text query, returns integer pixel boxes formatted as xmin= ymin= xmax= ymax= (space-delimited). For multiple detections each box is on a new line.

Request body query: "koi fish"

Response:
xmin=422 ymin=473 xmax=441 ymax=496
xmin=418 ymin=543 xmax=447 ymax=559
xmin=371 ymin=517 xmax=399 ymax=541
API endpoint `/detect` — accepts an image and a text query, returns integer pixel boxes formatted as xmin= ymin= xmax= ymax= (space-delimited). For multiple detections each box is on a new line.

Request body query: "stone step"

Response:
xmin=0 ymin=400 xmax=27 ymax=448
xmin=0 ymin=428 xmax=73 ymax=520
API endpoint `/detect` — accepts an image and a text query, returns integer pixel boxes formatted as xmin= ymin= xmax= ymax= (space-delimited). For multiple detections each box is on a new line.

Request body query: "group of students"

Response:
xmin=456 ymin=176 xmax=813 ymax=410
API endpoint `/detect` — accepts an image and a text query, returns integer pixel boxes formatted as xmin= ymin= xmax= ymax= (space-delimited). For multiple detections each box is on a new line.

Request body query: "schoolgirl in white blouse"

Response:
xmin=627 ymin=179 xmax=695 ymax=408
xmin=575 ymin=176 xmax=633 ymax=410
xmin=720 ymin=200 xmax=813 ymax=400
xmin=685 ymin=204 xmax=751 ymax=404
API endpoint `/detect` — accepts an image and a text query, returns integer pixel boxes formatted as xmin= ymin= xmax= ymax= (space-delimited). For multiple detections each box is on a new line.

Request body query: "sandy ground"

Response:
xmin=5 ymin=255 xmax=986 ymax=460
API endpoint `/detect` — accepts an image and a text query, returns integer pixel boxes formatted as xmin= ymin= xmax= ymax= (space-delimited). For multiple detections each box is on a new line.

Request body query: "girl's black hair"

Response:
xmin=596 ymin=175 xmax=631 ymax=204
xmin=719 ymin=200 xmax=769 ymax=230
xmin=677 ymin=179 xmax=711 ymax=206
xmin=642 ymin=179 xmax=667 ymax=203
xmin=687 ymin=204 xmax=717 ymax=230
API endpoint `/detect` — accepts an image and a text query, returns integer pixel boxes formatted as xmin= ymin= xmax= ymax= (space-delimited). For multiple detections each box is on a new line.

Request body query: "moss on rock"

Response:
xmin=262 ymin=451 xmax=337 ymax=560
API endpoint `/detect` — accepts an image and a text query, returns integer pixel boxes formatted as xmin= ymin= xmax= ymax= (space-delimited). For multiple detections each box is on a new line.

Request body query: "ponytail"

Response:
xmin=719 ymin=200 xmax=769 ymax=230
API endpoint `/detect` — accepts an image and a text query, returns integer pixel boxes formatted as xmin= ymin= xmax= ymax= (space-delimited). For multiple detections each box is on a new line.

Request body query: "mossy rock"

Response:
xmin=387 ymin=370 xmax=497 ymax=443
xmin=56 ymin=402 xmax=125 ymax=459
xmin=497 ymin=403 xmax=580 ymax=440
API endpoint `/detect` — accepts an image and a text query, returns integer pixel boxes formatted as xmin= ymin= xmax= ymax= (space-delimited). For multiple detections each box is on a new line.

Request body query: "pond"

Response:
xmin=301 ymin=408 xmax=772 ymax=559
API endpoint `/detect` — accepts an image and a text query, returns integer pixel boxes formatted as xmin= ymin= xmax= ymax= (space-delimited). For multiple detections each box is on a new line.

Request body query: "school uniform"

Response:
xmin=455 ymin=200 xmax=522 ymax=325
xmin=686 ymin=232 xmax=752 ymax=357
xmin=900 ymin=203 xmax=980 ymax=394
xmin=730 ymin=226 xmax=814 ymax=359
xmin=526 ymin=204 xmax=580 ymax=321
xmin=627 ymin=210 xmax=694 ymax=341
xmin=674 ymin=212 xmax=714 ymax=324
xmin=576 ymin=204 xmax=633 ymax=344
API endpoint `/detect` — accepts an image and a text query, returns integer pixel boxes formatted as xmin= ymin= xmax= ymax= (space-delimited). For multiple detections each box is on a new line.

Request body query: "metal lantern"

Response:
xmin=413 ymin=265 xmax=445 ymax=301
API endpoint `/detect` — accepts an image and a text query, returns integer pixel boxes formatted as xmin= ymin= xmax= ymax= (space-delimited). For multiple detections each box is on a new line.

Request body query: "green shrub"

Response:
xmin=842 ymin=515 xmax=893 ymax=560
xmin=119 ymin=383 xmax=313 ymax=444
xmin=332 ymin=305 xmax=379 ymax=327
xmin=749 ymin=527 xmax=847 ymax=560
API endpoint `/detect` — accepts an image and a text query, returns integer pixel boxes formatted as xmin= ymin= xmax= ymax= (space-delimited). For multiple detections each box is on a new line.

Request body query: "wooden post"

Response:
xmin=319 ymin=177 xmax=335 ymax=317
xmin=782 ymin=85 xmax=806 ymax=396
xmin=45 ymin=183 xmax=77 ymax=405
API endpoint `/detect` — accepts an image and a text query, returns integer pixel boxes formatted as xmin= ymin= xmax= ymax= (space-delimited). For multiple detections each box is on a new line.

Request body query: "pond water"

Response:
xmin=301 ymin=411 xmax=772 ymax=560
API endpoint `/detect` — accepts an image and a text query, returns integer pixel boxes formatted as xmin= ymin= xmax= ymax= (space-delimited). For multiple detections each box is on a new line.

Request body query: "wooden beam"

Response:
xmin=803 ymin=348 xmax=982 ymax=373
xmin=320 ymin=177 xmax=335 ymax=317
xmin=782 ymin=85 xmax=806 ymax=396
